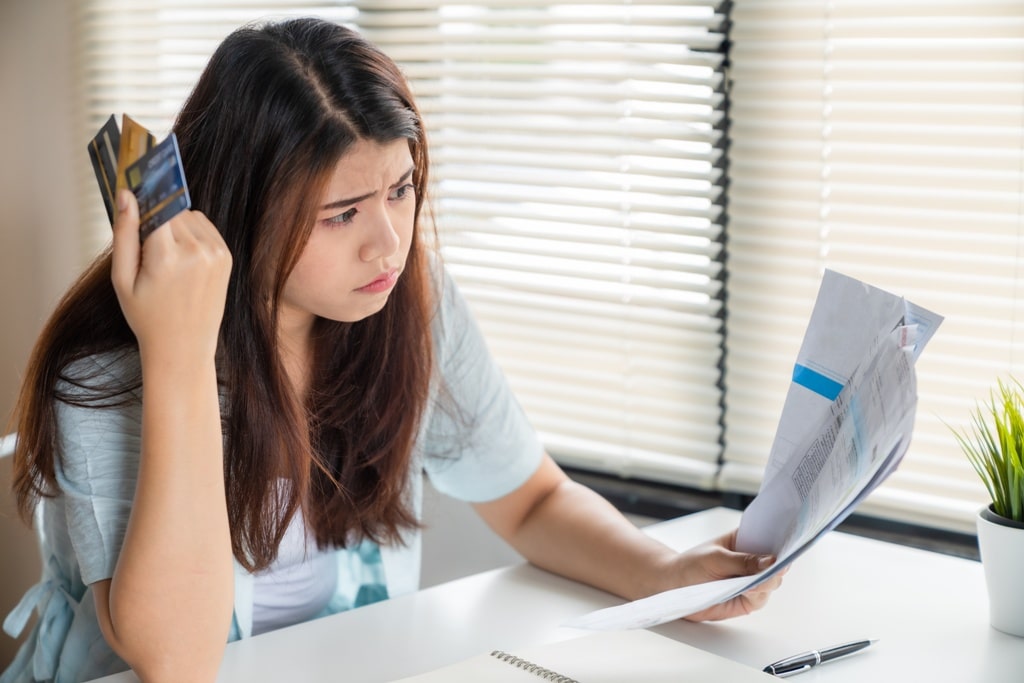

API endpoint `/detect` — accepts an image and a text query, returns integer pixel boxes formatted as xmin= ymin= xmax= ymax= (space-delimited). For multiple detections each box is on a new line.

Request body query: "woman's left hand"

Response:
xmin=661 ymin=529 xmax=786 ymax=622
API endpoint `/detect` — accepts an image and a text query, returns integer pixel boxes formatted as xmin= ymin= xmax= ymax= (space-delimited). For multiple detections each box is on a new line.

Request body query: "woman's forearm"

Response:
xmin=102 ymin=355 xmax=233 ymax=682
xmin=503 ymin=479 xmax=678 ymax=601
xmin=473 ymin=456 xmax=678 ymax=602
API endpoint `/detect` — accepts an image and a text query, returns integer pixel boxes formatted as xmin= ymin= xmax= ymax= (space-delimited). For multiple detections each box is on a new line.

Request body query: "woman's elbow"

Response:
xmin=94 ymin=579 xmax=230 ymax=682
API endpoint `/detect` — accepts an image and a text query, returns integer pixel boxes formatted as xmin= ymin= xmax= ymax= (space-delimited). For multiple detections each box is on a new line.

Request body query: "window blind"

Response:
xmin=363 ymin=1 xmax=729 ymax=487
xmin=75 ymin=0 xmax=730 ymax=489
xmin=721 ymin=0 xmax=1024 ymax=533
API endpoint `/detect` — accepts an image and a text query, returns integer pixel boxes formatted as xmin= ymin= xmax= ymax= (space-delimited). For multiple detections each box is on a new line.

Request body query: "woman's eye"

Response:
xmin=326 ymin=208 xmax=357 ymax=226
xmin=389 ymin=183 xmax=415 ymax=201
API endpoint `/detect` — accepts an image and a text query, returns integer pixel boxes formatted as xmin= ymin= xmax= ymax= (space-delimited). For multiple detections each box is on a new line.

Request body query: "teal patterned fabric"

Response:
xmin=352 ymin=540 xmax=389 ymax=608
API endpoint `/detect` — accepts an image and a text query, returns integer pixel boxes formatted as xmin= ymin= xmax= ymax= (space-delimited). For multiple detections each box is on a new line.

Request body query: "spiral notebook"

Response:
xmin=390 ymin=629 xmax=771 ymax=681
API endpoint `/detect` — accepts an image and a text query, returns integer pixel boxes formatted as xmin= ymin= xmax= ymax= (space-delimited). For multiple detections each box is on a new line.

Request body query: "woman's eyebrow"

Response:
xmin=320 ymin=166 xmax=415 ymax=211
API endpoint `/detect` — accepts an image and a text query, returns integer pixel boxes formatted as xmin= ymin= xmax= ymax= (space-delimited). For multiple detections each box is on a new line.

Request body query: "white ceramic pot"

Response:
xmin=977 ymin=505 xmax=1024 ymax=637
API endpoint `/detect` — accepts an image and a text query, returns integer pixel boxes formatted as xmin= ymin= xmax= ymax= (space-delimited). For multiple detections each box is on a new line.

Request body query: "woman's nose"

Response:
xmin=359 ymin=209 xmax=401 ymax=262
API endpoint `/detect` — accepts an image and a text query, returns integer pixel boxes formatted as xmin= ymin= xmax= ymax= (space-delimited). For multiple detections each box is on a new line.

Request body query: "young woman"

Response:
xmin=2 ymin=18 xmax=781 ymax=683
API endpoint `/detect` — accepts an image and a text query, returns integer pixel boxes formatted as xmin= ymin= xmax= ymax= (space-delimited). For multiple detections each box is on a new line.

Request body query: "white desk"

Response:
xmin=89 ymin=507 xmax=1021 ymax=682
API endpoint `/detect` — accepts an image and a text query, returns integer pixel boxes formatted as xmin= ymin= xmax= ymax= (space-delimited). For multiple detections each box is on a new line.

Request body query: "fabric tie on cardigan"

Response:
xmin=2 ymin=557 xmax=77 ymax=680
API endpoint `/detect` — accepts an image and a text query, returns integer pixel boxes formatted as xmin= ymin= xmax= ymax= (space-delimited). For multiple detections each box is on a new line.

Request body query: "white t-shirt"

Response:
xmin=251 ymin=506 xmax=338 ymax=636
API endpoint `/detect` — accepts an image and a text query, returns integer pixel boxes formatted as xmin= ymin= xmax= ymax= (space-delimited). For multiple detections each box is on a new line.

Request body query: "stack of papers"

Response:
xmin=567 ymin=270 xmax=943 ymax=630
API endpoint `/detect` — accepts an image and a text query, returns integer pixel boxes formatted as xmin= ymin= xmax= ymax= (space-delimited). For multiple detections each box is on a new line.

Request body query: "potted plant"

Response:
xmin=951 ymin=377 xmax=1024 ymax=637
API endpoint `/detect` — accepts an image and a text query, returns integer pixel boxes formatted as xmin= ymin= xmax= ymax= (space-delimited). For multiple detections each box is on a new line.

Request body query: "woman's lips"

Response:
xmin=357 ymin=268 xmax=399 ymax=293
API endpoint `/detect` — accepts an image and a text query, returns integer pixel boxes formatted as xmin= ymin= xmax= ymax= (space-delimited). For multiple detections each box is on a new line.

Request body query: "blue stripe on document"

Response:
xmin=792 ymin=364 xmax=843 ymax=400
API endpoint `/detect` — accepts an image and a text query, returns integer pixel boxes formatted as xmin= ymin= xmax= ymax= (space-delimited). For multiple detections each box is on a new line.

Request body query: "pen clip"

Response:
xmin=766 ymin=663 xmax=812 ymax=678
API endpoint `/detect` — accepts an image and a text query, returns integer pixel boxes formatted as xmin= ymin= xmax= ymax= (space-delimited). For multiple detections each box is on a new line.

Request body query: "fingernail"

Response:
xmin=117 ymin=191 xmax=128 ymax=213
xmin=758 ymin=555 xmax=774 ymax=569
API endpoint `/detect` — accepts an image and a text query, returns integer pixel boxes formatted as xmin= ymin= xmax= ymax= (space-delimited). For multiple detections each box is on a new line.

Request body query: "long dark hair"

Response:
xmin=11 ymin=18 xmax=435 ymax=571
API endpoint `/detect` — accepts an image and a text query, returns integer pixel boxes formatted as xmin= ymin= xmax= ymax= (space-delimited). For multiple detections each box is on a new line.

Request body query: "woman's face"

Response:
xmin=279 ymin=138 xmax=416 ymax=341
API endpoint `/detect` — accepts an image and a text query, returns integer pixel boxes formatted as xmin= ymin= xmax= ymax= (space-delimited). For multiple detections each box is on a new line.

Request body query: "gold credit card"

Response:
xmin=115 ymin=114 xmax=156 ymax=195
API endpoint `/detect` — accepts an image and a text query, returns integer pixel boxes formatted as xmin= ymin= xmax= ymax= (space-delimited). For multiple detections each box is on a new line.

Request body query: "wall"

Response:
xmin=0 ymin=0 xmax=81 ymax=669
xmin=420 ymin=480 xmax=523 ymax=588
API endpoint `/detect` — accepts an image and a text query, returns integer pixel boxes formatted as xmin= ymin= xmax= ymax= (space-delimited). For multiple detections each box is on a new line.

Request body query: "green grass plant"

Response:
xmin=951 ymin=378 xmax=1024 ymax=523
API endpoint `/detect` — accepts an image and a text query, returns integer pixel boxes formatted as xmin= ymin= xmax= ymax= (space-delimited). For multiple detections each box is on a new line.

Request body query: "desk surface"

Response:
xmin=90 ymin=507 xmax=1021 ymax=682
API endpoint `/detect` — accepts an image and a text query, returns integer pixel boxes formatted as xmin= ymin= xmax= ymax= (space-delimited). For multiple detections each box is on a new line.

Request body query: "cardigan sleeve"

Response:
xmin=53 ymin=353 xmax=144 ymax=586
xmin=420 ymin=270 xmax=544 ymax=503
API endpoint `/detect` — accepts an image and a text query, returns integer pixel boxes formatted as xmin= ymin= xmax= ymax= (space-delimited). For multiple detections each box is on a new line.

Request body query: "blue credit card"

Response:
xmin=125 ymin=132 xmax=191 ymax=241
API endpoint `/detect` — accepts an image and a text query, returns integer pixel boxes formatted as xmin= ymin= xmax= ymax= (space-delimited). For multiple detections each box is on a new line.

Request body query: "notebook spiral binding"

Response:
xmin=489 ymin=650 xmax=580 ymax=683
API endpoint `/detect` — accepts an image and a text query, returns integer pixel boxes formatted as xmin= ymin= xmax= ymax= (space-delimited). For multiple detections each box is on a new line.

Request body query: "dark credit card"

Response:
xmin=86 ymin=114 xmax=121 ymax=225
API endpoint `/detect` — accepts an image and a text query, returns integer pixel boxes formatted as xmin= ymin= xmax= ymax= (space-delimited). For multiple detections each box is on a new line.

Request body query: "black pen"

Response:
xmin=763 ymin=639 xmax=877 ymax=677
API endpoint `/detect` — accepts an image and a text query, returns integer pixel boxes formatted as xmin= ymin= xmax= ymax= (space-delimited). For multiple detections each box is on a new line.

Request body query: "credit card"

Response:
xmin=125 ymin=133 xmax=192 ymax=241
xmin=86 ymin=114 xmax=121 ymax=224
xmin=116 ymin=114 xmax=156 ymax=195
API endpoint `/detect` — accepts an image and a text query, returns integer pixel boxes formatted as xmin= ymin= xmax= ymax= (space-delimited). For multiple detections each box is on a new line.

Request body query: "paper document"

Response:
xmin=567 ymin=270 xmax=943 ymax=630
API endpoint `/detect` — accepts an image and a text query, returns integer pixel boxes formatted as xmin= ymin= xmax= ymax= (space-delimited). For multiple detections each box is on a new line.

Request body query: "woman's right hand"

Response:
xmin=110 ymin=189 xmax=232 ymax=364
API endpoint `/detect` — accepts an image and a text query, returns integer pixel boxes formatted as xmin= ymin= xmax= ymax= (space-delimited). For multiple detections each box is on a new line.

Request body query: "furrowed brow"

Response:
xmin=320 ymin=166 xmax=415 ymax=211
